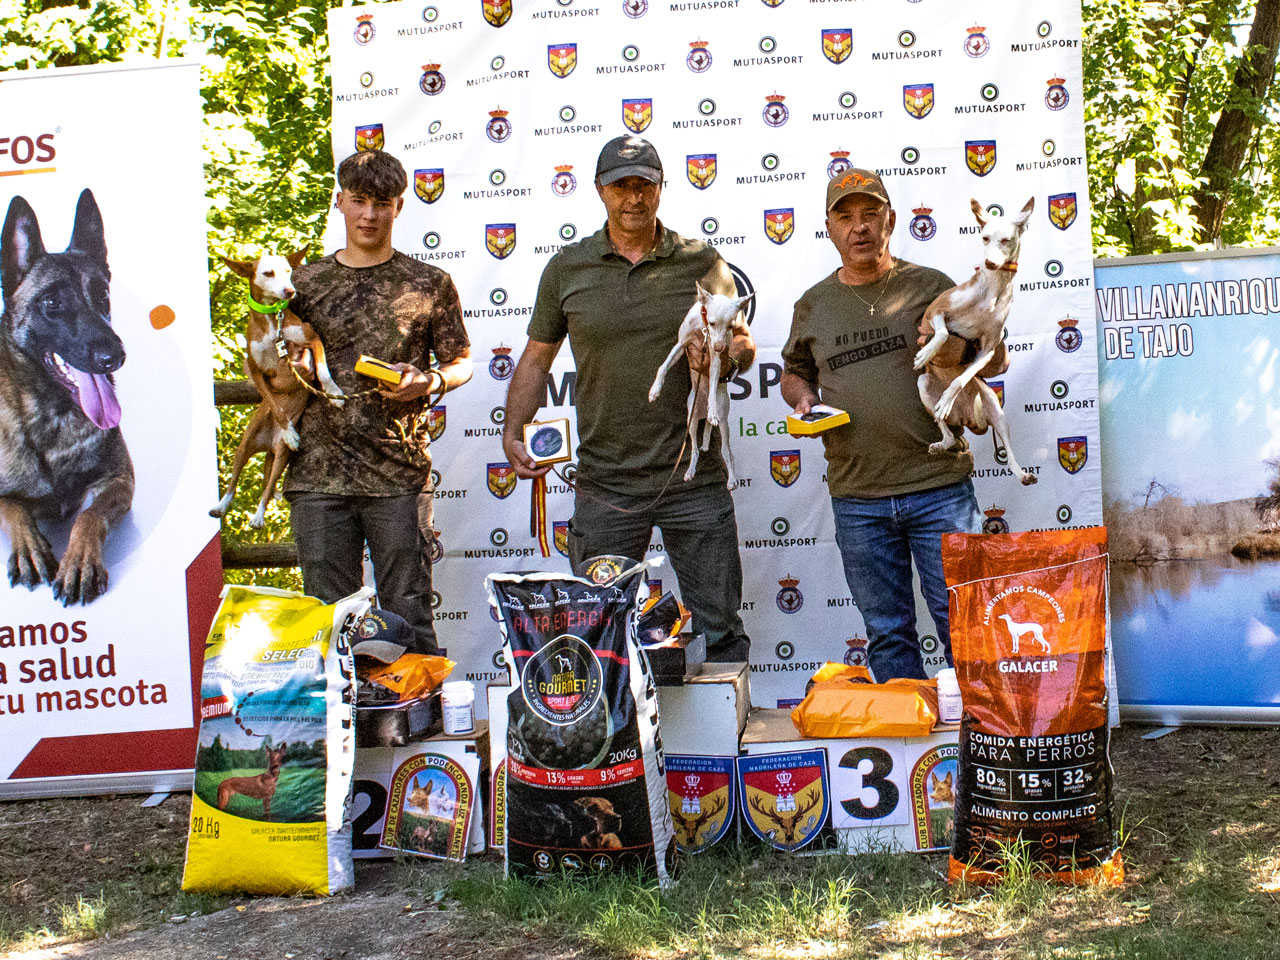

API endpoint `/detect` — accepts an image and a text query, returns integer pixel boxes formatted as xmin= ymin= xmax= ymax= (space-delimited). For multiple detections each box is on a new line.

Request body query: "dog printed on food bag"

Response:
xmin=912 ymin=198 xmax=1037 ymax=485
xmin=0 ymin=189 xmax=134 ymax=605
xmin=647 ymin=283 xmax=753 ymax=487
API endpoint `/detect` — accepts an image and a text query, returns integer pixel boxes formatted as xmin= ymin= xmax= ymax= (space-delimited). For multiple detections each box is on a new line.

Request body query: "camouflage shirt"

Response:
xmin=283 ymin=252 xmax=469 ymax=497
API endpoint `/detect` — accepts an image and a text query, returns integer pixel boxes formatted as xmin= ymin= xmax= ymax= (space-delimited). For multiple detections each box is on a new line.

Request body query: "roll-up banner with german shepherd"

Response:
xmin=1097 ymin=247 xmax=1280 ymax=723
xmin=322 ymin=0 xmax=1101 ymax=710
xmin=0 ymin=61 xmax=221 ymax=798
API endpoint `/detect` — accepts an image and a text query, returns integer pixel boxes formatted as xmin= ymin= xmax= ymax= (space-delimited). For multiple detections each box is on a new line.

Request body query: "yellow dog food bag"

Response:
xmin=181 ymin=585 xmax=371 ymax=895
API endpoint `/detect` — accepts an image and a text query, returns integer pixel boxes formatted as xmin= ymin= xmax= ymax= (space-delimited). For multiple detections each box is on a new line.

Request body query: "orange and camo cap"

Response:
xmin=826 ymin=168 xmax=891 ymax=211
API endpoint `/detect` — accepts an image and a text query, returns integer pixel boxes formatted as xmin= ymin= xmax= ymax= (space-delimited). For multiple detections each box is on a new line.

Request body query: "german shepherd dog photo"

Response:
xmin=0 ymin=189 xmax=134 ymax=605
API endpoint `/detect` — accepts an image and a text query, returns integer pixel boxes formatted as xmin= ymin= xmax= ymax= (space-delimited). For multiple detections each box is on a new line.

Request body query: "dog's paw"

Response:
xmin=683 ymin=466 xmax=697 ymax=482
xmin=1020 ymin=472 xmax=1038 ymax=486
xmin=52 ymin=544 xmax=108 ymax=606
xmin=327 ymin=391 xmax=346 ymax=408
xmin=7 ymin=531 xmax=57 ymax=590
xmin=248 ymin=509 xmax=267 ymax=529
xmin=647 ymin=384 xmax=661 ymax=403
xmin=913 ymin=349 xmax=932 ymax=371
xmin=284 ymin=424 xmax=301 ymax=451
xmin=928 ymin=440 xmax=951 ymax=455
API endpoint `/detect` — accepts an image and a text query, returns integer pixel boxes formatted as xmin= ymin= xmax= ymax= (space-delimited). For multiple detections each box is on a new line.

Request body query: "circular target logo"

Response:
xmin=490 ymin=169 xmax=507 ymax=186
xmin=522 ymin=635 xmax=604 ymax=725
xmin=431 ymin=591 xmax=442 ymax=610
xmin=430 ymin=469 xmax=442 ymax=487
xmin=423 ymin=232 xmax=441 ymax=249
xmin=1045 ymin=259 xmax=1064 ymax=277
xmin=429 ymin=120 xmax=442 ymax=135
xmin=901 ymin=146 xmax=920 ymax=164
xmin=898 ymin=30 xmax=916 ymax=48
xmin=920 ymin=635 xmax=939 ymax=654
xmin=492 ymin=650 xmax=506 ymax=669
xmin=839 ymin=91 xmax=856 ymax=109
xmin=1042 ymin=139 xmax=1057 ymax=157
xmin=490 ymin=407 xmax=506 ymax=425
xmin=560 ymin=223 xmax=577 ymax=240
xmin=701 ymin=217 xmax=719 ymax=235
xmin=762 ymin=153 xmax=779 ymax=171
xmin=490 ymin=288 xmax=507 ymax=305
xmin=360 ymin=72 xmax=374 ymax=88
xmin=759 ymin=36 xmax=777 ymax=53
xmin=1051 ymin=380 xmax=1069 ymax=400
xmin=699 ymin=98 xmax=717 ymax=116
xmin=981 ymin=83 xmax=999 ymax=102
xmin=491 ymin=55 xmax=505 ymax=71
xmin=491 ymin=528 xmax=509 ymax=547
xmin=1057 ymin=504 xmax=1073 ymax=524
xmin=560 ymin=105 xmax=576 ymax=122
xmin=771 ymin=517 xmax=790 ymax=536
xmin=422 ymin=7 xmax=439 ymax=21
xmin=775 ymin=640 xmax=795 ymax=661
xmin=1038 ymin=20 xmax=1053 ymax=37
xmin=994 ymin=446 xmax=1009 ymax=465
xmin=987 ymin=204 xmax=1004 ymax=218
xmin=623 ymin=45 xmax=639 ymax=61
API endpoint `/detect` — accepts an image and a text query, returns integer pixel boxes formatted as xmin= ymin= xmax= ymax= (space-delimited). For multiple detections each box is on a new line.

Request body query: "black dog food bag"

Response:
xmin=486 ymin=560 xmax=674 ymax=882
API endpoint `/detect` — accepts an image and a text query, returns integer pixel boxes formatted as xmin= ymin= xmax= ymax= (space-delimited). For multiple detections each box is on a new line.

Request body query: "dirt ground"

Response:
xmin=2 ymin=722 xmax=1278 ymax=959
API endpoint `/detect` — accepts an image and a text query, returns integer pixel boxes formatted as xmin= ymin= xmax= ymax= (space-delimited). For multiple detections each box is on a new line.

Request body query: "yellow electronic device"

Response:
xmin=355 ymin=354 xmax=404 ymax=386
xmin=786 ymin=404 xmax=850 ymax=436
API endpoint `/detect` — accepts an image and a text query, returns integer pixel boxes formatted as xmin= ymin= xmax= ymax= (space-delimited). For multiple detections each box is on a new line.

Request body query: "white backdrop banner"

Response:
xmin=325 ymin=0 xmax=1102 ymax=711
xmin=0 ymin=61 xmax=221 ymax=796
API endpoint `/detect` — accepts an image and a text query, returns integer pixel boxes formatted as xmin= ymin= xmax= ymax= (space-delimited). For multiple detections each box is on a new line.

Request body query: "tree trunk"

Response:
xmin=1193 ymin=0 xmax=1280 ymax=244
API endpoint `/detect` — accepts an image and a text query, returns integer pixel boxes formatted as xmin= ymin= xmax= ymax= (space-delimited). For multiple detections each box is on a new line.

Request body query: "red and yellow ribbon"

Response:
xmin=530 ymin=473 xmax=550 ymax=557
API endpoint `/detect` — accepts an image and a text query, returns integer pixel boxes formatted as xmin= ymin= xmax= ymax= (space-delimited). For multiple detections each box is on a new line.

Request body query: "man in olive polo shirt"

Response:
xmin=781 ymin=170 xmax=1003 ymax=681
xmin=503 ymin=135 xmax=756 ymax=662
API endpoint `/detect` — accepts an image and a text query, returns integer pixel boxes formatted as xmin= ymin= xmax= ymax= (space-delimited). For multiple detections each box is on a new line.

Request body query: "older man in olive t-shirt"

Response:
xmin=503 ymin=136 xmax=756 ymax=662
xmin=781 ymin=169 xmax=1001 ymax=682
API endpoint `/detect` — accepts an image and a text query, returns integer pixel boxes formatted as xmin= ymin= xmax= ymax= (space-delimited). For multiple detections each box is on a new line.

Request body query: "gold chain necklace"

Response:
xmin=842 ymin=260 xmax=897 ymax=317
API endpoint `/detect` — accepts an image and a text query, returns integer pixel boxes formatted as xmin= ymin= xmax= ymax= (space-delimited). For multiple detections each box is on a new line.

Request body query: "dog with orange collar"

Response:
xmin=912 ymin=198 xmax=1037 ymax=486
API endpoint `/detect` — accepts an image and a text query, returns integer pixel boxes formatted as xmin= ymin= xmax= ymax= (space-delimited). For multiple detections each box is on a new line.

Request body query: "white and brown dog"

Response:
xmin=912 ymin=199 xmax=1037 ymax=485
xmin=210 ymin=249 xmax=344 ymax=526
xmin=647 ymin=283 xmax=752 ymax=486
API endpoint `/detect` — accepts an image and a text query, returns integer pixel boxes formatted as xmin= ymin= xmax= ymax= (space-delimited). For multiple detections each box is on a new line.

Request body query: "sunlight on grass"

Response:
xmin=58 ymin=894 xmax=108 ymax=939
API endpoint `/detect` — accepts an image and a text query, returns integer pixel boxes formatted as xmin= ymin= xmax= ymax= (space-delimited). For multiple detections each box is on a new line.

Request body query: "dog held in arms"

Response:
xmin=912 ymin=198 xmax=1037 ymax=485
xmin=209 ymin=249 xmax=344 ymax=527
xmin=0 ymin=190 xmax=134 ymax=605
xmin=647 ymin=283 xmax=753 ymax=486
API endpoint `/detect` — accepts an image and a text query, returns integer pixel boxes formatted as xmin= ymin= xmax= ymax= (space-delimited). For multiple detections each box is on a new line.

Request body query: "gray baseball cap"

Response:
xmin=595 ymin=136 xmax=663 ymax=185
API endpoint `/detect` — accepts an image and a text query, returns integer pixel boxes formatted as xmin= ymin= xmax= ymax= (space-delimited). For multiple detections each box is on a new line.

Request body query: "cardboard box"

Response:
xmin=655 ymin=661 xmax=751 ymax=756
xmin=738 ymin=708 xmax=959 ymax=853
xmin=351 ymin=722 xmax=489 ymax=859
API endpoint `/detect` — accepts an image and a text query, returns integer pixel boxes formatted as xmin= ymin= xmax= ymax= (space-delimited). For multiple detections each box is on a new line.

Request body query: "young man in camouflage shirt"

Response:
xmin=284 ymin=150 xmax=472 ymax=654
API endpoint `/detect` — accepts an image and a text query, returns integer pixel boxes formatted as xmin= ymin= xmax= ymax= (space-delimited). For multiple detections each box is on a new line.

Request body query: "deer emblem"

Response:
xmin=998 ymin=613 xmax=1050 ymax=655
xmin=673 ymin=793 xmax=727 ymax=848
xmin=748 ymin=784 xmax=823 ymax=846
xmin=216 ymin=742 xmax=288 ymax=820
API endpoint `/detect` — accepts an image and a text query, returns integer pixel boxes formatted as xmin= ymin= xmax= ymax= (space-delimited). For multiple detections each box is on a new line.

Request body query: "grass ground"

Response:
xmin=2 ymin=724 xmax=1278 ymax=958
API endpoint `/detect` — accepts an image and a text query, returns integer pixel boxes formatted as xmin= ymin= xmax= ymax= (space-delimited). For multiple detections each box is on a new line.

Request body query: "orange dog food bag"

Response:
xmin=942 ymin=527 xmax=1122 ymax=886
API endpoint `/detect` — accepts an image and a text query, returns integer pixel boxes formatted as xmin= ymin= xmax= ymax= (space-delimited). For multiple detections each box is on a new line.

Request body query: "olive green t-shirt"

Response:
xmin=527 ymin=222 xmax=735 ymax=495
xmin=782 ymin=259 xmax=973 ymax=498
xmin=283 ymin=251 xmax=470 ymax=497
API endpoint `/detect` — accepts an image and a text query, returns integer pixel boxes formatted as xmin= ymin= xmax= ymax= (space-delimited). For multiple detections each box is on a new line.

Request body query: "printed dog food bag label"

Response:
xmin=942 ymin=527 xmax=1122 ymax=885
xmin=181 ymin=585 xmax=371 ymax=895
xmin=486 ymin=560 xmax=674 ymax=883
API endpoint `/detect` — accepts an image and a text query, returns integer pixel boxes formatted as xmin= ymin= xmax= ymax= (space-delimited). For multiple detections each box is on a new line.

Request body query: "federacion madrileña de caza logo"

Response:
xmin=903 ymin=83 xmax=934 ymax=119
xmin=482 ymin=0 xmax=512 ymax=28
xmin=1048 ymin=192 xmax=1077 ymax=230
xmin=770 ymin=450 xmax=801 ymax=487
xmin=623 ymin=98 xmax=652 ymax=133
xmin=687 ymin=154 xmax=716 ymax=190
xmin=487 ymin=462 xmax=517 ymax=498
xmin=965 ymin=139 xmax=997 ymax=176
xmin=486 ymin=223 xmax=516 ymax=259
xmin=355 ymin=123 xmax=384 ymax=152
xmin=414 ymin=168 xmax=444 ymax=204
xmin=548 ymin=43 xmax=577 ymax=78
xmin=764 ymin=208 xmax=794 ymax=244
xmin=822 ymin=29 xmax=852 ymax=64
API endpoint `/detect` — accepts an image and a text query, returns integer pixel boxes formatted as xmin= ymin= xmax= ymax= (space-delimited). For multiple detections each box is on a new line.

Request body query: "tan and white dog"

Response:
xmin=912 ymin=199 xmax=1037 ymax=485
xmin=210 ymin=249 xmax=344 ymax=526
xmin=647 ymin=283 xmax=752 ymax=486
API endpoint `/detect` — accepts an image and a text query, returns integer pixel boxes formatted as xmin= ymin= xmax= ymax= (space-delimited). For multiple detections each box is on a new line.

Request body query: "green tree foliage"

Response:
xmin=1085 ymin=0 xmax=1280 ymax=255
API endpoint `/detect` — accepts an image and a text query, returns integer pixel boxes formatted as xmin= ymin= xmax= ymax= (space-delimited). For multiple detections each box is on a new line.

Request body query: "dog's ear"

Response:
xmin=736 ymin=292 xmax=755 ymax=309
xmin=286 ymin=245 xmax=310 ymax=268
xmin=970 ymin=199 xmax=988 ymax=227
xmin=69 ymin=189 xmax=108 ymax=264
xmin=219 ymin=254 xmax=257 ymax=280
xmin=1 ymin=195 xmax=45 ymax=300
xmin=695 ymin=280 xmax=710 ymax=303
xmin=1012 ymin=196 xmax=1035 ymax=230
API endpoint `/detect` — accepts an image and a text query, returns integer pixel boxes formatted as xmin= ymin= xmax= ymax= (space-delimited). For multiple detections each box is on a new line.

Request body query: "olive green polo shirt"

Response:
xmin=783 ymin=260 xmax=974 ymax=499
xmin=527 ymin=221 xmax=735 ymax=495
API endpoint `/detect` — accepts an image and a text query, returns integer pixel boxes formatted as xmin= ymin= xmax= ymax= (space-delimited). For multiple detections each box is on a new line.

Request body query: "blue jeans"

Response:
xmin=567 ymin=483 xmax=750 ymax=662
xmin=831 ymin=480 xmax=981 ymax=681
